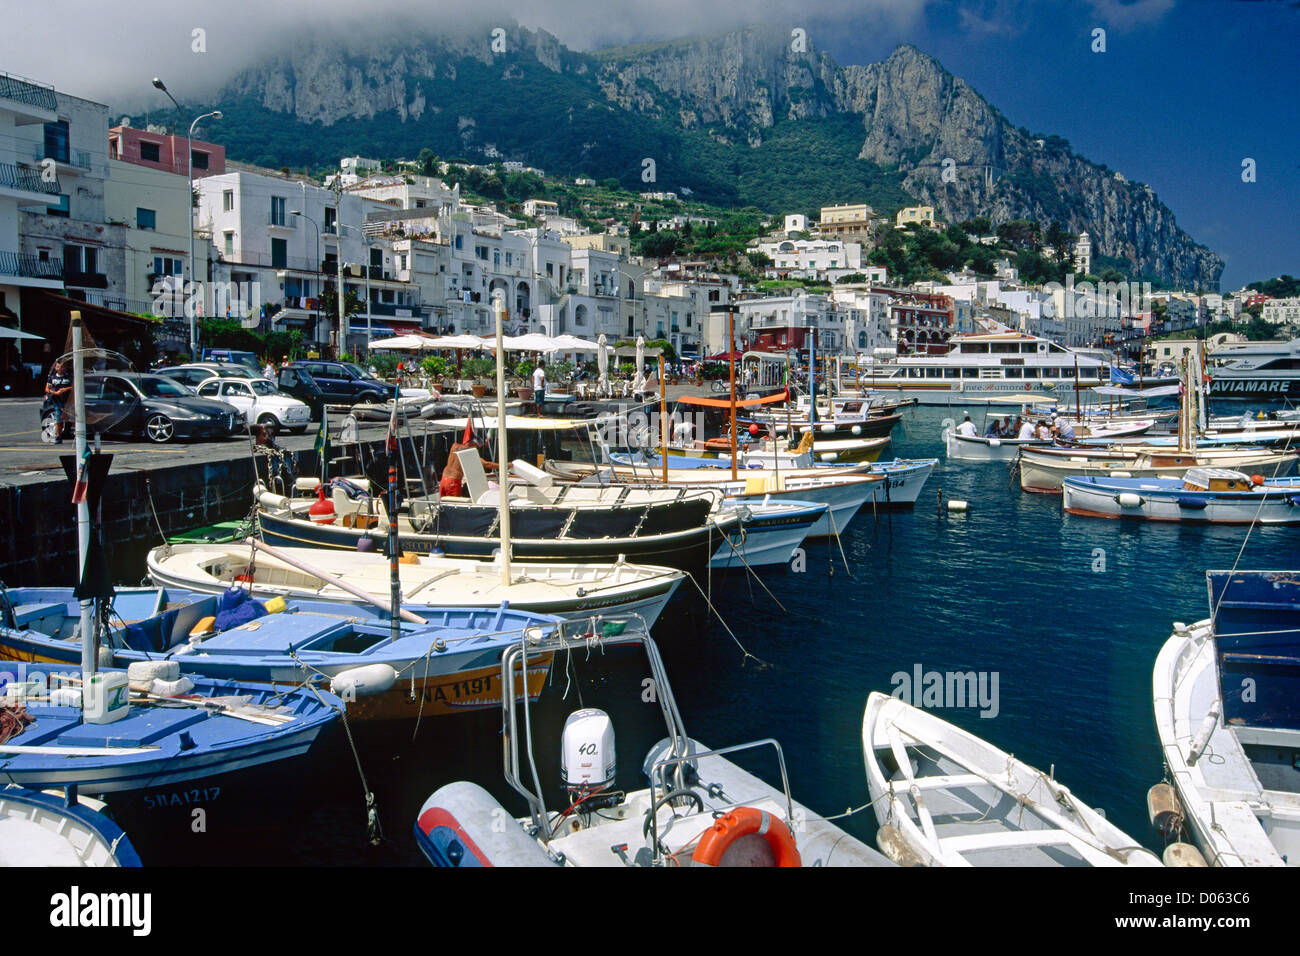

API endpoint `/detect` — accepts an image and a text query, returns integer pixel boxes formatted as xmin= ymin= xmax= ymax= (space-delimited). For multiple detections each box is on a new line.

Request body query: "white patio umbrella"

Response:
xmin=0 ymin=326 xmax=43 ymax=342
xmin=368 ymin=334 xmax=429 ymax=350
xmin=424 ymin=334 xmax=490 ymax=350
xmin=502 ymin=333 xmax=559 ymax=351
xmin=551 ymin=334 xmax=605 ymax=353
xmin=632 ymin=334 xmax=647 ymax=392
xmin=596 ymin=332 xmax=609 ymax=396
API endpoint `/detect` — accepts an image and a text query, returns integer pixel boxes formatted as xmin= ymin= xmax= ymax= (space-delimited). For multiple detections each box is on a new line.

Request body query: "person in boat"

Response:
xmin=984 ymin=418 xmax=1003 ymax=437
xmin=1054 ymin=416 xmax=1076 ymax=442
xmin=1035 ymin=420 xmax=1052 ymax=440
xmin=956 ymin=414 xmax=978 ymax=437
xmin=1017 ymin=418 xmax=1036 ymax=440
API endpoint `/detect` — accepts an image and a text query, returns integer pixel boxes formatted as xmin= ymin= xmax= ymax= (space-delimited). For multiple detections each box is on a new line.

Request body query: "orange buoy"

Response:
xmin=309 ymin=485 xmax=336 ymax=525
xmin=691 ymin=807 xmax=801 ymax=867
xmin=1251 ymin=474 xmax=1265 ymax=486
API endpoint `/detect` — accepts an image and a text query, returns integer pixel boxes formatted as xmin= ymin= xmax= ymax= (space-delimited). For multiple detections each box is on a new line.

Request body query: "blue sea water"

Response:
xmin=113 ymin=403 xmax=1300 ymax=865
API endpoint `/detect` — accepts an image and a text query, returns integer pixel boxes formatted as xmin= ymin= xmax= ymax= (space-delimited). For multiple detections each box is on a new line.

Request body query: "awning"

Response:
xmin=677 ymin=390 xmax=789 ymax=409
xmin=349 ymin=322 xmax=394 ymax=337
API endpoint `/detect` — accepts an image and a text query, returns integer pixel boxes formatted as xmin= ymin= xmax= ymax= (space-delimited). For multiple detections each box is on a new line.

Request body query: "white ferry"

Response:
xmin=854 ymin=332 xmax=1109 ymax=406
xmin=1208 ymin=338 xmax=1300 ymax=400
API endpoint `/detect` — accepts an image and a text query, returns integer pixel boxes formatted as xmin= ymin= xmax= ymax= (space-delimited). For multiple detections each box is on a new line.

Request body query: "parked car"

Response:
xmin=274 ymin=365 xmax=326 ymax=420
xmin=81 ymin=373 xmax=245 ymax=444
xmin=200 ymin=349 xmax=261 ymax=375
xmin=157 ymin=363 xmax=256 ymax=393
xmin=195 ymin=376 xmax=311 ymax=434
xmin=289 ymin=360 xmax=396 ymax=406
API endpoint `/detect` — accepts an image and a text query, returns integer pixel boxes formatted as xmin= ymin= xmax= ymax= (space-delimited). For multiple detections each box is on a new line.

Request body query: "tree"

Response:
xmin=416 ymin=148 xmax=439 ymax=177
xmin=997 ymin=219 xmax=1040 ymax=250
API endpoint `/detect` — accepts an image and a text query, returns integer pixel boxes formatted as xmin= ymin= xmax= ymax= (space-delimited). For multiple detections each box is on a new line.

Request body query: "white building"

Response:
xmin=755 ymin=238 xmax=863 ymax=282
xmin=1263 ymin=296 xmax=1300 ymax=327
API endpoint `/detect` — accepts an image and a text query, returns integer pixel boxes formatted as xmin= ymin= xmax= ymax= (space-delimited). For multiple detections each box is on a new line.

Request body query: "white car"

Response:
xmin=196 ymin=376 xmax=312 ymax=434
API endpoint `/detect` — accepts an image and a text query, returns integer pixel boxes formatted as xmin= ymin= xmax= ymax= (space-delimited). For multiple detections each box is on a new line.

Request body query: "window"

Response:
xmin=270 ymin=196 xmax=286 ymax=226
xmin=223 ymin=231 xmax=234 ymax=256
xmin=153 ymin=256 xmax=182 ymax=277
xmin=324 ymin=207 xmax=337 ymax=234
xmin=270 ymin=237 xmax=287 ymax=270
xmin=136 ymin=208 xmax=156 ymax=231
xmin=47 ymin=195 xmax=69 ymax=218
xmin=546 ymin=263 xmax=554 ymax=277
xmin=475 ymin=245 xmax=488 ymax=261
xmin=505 ymin=252 xmax=512 ymax=266
xmin=191 ymin=150 xmax=209 ymax=170
xmin=43 ymin=120 xmax=69 ymax=164
xmin=222 ymin=190 xmax=234 ymax=212
xmin=139 ymin=141 xmax=161 ymax=163
xmin=370 ymin=247 xmax=383 ymax=268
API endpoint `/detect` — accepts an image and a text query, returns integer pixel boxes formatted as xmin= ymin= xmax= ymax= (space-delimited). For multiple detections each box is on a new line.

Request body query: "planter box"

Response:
xmin=471 ymin=383 xmax=487 ymax=398
xmin=515 ymin=386 xmax=535 ymax=401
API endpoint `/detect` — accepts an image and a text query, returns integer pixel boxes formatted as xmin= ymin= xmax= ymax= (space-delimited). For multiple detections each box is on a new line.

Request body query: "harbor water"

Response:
xmin=107 ymin=403 xmax=1300 ymax=865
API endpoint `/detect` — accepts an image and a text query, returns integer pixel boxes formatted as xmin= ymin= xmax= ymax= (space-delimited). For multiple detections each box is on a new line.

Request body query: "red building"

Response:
xmin=885 ymin=290 xmax=954 ymax=355
xmin=108 ymin=125 xmax=225 ymax=178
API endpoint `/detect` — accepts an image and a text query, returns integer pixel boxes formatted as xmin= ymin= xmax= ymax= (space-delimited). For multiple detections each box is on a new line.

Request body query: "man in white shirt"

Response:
xmin=955 ymin=414 xmax=977 ymax=437
xmin=532 ymin=361 xmax=547 ymax=401
xmin=1018 ymin=419 xmax=1037 ymax=440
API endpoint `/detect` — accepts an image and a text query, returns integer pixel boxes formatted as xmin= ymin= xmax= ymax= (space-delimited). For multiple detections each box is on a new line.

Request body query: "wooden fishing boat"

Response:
xmin=147 ymin=543 xmax=684 ymax=625
xmin=1152 ymin=571 xmax=1300 ymax=866
xmin=710 ymin=498 xmax=826 ymax=569
xmin=1018 ymin=445 xmax=1298 ymax=493
xmin=862 ymin=692 xmax=1161 ymax=867
xmin=1063 ymin=468 xmax=1300 ymax=524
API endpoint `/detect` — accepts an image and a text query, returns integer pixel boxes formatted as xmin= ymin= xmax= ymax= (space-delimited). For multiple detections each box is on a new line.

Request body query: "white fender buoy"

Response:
xmin=331 ymin=663 xmax=398 ymax=699
xmin=1163 ymin=843 xmax=1209 ymax=867
xmin=127 ymin=660 xmax=181 ymax=684
xmin=947 ymin=500 xmax=969 ymax=512
xmin=820 ymin=423 xmax=834 ymax=434
xmin=851 ymin=425 xmax=861 ymax=435
xmin=1117 ymin=492 xmax=1144 ymax=509
xmin=1110 ymin=470 xmax=1133 ymax=478
xmin=1187 ymin=700 xmax=1222 ymax=767
xmin=988 ymin=438 xmax=1001 ymax=447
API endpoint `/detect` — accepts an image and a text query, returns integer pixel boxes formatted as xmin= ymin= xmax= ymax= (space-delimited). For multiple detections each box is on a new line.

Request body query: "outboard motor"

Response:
xmin=560 ymin=708 xmax=617 ymax=807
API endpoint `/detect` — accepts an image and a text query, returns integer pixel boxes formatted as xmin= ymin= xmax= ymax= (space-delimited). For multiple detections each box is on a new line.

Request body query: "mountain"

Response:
xmin=172 ymin=22 xmax=1222 ymax=289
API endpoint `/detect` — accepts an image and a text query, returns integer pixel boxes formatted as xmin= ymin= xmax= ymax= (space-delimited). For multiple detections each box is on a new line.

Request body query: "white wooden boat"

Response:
xmin=1018 ymin=445 xmax=1298 ymax=493
xmin=862 ymin=692 xmax=1161 ymax=867
xmin=147 ymin=543 xmax=684 ymax=625
xmin=942 ymin=422 xmax=1048 ymax=461
xmin=711 ymin=497 xmax=826 ymax=569
xmin=1152 ymin=571 xmax=1300 ymax=867
xmin=1063 ymin=468 xmax=1300 ymax=524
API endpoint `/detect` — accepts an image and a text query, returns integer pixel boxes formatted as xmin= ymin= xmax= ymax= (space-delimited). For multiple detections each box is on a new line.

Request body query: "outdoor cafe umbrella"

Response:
xmin=369 ymin=334 xmax=433 ymax=350
xmin=0 ymin=326 xmax=44 ymax=341
xmin=632 ymin=335 xmax=646 ymax=392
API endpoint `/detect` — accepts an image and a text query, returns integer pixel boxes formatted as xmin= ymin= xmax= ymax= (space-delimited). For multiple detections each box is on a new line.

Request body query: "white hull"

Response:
xmin=1019 ymin=449 xmax=1298 ymax=493
xmin=1063 ymin=478 xmax=1300 ymax=524
xmin=943 ymin=424 xmax=1046 ymax=462
xmin=1153 ymin=622 xmax=1299 ymax=866
xmin=147 ymin=544 xmax=683 ymax=626
xmin=863 ymin=692 xmax=1161 ymax=867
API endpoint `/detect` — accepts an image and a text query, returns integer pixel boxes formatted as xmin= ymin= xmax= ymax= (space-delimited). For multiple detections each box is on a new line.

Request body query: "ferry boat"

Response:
xmin=855 ymin=332 xmax=1108 ymax=406
xmin=1208 ymin=338 xmax=1300 ymax=400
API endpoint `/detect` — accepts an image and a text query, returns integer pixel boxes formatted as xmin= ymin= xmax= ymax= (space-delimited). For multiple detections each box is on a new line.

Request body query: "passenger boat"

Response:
xmin=1152 ymin=570 xmax=1300 ymax=866
xmin=1018 ymin=446 xmax=1298 ymax=493
xmin=0 ymin=786 xmax=141 ymax=866
xmin=853 ymin=332 xmax=1109 ymax=405
xmin=0 ymin=585 xmax=562 ymax=722
xmin=1208 ymin=338 xmax=1300 ymax=400
xmin=942 ymin=421 xmax=1049 ymax=462
xmin=862 ymin=692 xmax=1161 ymax=867
xmin=147 ymin=543 xmax=684 ymax=625
xmin=1063 ymin=468 xmax=1300 ymax=524
xmin=414 ymin=617 xmax=892 ymax=867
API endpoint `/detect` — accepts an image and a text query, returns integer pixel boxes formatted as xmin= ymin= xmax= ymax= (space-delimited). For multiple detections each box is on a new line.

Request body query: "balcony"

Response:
xmin=0 ymin=161 xmax=59 ymax=202
xmin=0 ymin=250 xmax=62 ymax=279
xmin=63 ymin=266 xmax=108 ymax=289
xmin=0 ymin=72 xmax=57 ymax=123
xmin=30 ymin=145 xmax=92 ymax=174
xmin=267 ymin=214 xmax=295 ymax=231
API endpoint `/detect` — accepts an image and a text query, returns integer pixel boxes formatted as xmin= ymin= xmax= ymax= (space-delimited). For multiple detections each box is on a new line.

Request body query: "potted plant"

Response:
xmin=513 ymin=358 xmax=535 ymax=400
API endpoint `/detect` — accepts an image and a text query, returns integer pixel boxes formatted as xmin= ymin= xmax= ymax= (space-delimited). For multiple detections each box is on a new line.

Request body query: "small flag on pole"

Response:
xmin=314 ymin=412 xmax=330 ymax=483
xmin=71 ymin=456 xmax=89 ymax=505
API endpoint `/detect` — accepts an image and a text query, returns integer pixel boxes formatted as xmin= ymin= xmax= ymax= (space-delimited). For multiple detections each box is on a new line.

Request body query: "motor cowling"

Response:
xmin=561 ymin=708 xmax=616 ymax=796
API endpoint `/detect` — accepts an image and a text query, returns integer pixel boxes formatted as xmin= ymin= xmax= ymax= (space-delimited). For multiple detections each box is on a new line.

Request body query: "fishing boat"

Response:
xmin=942 ymin=420 xmax=1049 ymax=462
xmin=1019 ymin=445 xmax=1298 ymax=493
xmin=255 ymin=479 xmax=738 ymax=584
xmin=0 ymin=585 xmax=563 ymax=722
xmin=710 ymin=498 xmax=827 ymax=569
xmin=414 ymin=617 xmax=892 ymax=867
xmin=1063 ymin=468 xmax=1300 ymax=524
xmin=147 ymin=542 xmax=684 ymax=625
xmin=1151 ymin=570 xmax=1300 ymax=866
xmin=862 ymin=692 xmax=1161 ymax=867
xmin=0 ymin=785 xmax=141 ymax=866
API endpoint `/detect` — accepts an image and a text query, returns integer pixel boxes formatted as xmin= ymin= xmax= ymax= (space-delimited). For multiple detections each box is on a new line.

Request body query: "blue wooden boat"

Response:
xmin=1063 ymin=468 xmax=1300 ymax=524
xmin=0 ymin=586 xmax=562 ymax=721
xmin=1 ymin=785 xmax=141 ymax=866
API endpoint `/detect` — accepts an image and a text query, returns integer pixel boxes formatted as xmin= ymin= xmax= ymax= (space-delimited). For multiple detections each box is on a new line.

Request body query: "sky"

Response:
xmin=1 ymin=0 xmax=1295 ymax=289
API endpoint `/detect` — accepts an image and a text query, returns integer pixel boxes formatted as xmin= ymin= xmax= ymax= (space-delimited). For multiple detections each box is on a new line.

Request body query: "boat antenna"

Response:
xmin=387 ymin=363 xmax=401 ymax=643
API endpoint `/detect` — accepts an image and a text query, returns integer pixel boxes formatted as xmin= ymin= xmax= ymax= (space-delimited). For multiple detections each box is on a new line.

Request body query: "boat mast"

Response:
xmin=658 ymin=353 xmax=668 ymax=485
xmin=71 ymin=314 xmax=94 ymax=691
xmin=729 ymin=307 xmax=737 ymax=481
xmin=493 ymin=293 xmax=512 ymax=585
xmin=387 ymin=364 xmax=401 ymax=644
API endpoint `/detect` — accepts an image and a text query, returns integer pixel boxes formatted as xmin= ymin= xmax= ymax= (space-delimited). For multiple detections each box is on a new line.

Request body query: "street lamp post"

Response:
xmin=290 ymin=210 xmax=321 ymax=349
xmin=337 ymin=223 xmax=373 ymax=358
xmin=151 ymin=78 xmax=220 ymax=360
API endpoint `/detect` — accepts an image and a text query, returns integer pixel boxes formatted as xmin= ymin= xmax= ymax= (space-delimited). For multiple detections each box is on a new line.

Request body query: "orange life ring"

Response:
xmin=691 ymin=807 xmax=801 ymax=867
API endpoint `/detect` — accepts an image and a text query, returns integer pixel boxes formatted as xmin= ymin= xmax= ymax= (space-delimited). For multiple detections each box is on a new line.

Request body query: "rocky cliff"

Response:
xmin=210 ymin=23 xmax=1222 ymax=289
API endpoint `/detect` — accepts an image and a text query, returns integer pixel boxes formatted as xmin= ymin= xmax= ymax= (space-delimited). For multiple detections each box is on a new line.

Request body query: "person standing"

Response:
xmin=43 ymin=358 xmax=73 ymax=444
xmin=532 ymin=360 xmax=547 ymax=402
